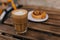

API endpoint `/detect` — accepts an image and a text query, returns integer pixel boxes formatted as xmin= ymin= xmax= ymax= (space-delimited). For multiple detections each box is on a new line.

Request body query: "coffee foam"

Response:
xmin=12 ymin=9 xmax=27 ymax=16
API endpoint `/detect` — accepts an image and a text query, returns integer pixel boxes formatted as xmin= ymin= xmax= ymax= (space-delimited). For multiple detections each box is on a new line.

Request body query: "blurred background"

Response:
xmin=18 ymin=0 xmax=60 ymax=9
xmin=0 ymin=0 xmax=60 ymax=9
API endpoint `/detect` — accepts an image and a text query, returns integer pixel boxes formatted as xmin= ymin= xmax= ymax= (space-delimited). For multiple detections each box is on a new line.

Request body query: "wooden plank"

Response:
xmin=44 ymin=18 xmax=60 ymax=26
xmin=47 ymin=11 xmax=60 ymax=15
xmin=48 ymin=14 xmax=60 ymax=20
xmin=22 ymin=30 xmax=60 ymax=40
xmin=0 ymin=24 xmax=35 ymax=40
xmin=0 ymin=24 xmax=60 ymax=40
xmin=0 ymin=34 xmax=19 ymax=40
xmin=28 ymin=22 xmax=60 ymax=35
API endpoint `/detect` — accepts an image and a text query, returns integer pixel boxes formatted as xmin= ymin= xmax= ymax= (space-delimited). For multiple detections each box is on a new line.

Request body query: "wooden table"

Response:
xmin=0 ymin=6 xmax=60 ymax=40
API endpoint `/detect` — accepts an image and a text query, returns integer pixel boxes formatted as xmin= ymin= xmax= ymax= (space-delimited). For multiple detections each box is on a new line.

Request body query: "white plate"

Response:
xmin=28 ymin=11 xmax=48 ymax=22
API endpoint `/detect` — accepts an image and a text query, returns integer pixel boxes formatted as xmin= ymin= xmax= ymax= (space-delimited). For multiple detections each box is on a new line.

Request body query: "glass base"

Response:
xmin=15 ymin=28 xmax=27 ymax=34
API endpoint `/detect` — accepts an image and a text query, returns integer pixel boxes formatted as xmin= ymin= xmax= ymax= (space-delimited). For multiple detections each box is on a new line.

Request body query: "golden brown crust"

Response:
xmin=32 ymin=9 xmax=46 ymax=19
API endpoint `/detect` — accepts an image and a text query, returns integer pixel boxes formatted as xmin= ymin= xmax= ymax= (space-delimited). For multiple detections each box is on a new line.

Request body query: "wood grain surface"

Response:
xmin=0 ymin=24 xmax=60 ymax=40
xmin=1 ymin=6 xmax=60 ymax=40
xmin=0 ymin=34 xmax=19 ymax=40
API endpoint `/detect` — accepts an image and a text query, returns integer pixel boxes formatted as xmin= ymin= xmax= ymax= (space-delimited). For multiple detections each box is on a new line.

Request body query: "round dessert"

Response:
xmin=32 ymin=9 xmax=46 ymax=19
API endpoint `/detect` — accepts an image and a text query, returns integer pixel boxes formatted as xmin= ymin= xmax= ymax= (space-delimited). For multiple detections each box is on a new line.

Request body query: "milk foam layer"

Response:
xmin=14 ymin=11 xmax=25 ymax=15
xmin=12 ymin=9 xmax=27 ymax=16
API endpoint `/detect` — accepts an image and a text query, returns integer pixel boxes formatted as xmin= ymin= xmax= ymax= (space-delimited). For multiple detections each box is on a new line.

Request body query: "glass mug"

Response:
xmin=11 ymin=9 xmax=28 ymax=34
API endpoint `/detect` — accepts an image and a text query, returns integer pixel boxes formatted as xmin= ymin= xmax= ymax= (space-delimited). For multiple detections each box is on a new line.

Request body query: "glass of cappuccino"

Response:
xmin=11 ymin=9 xmax=28 ymax=34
